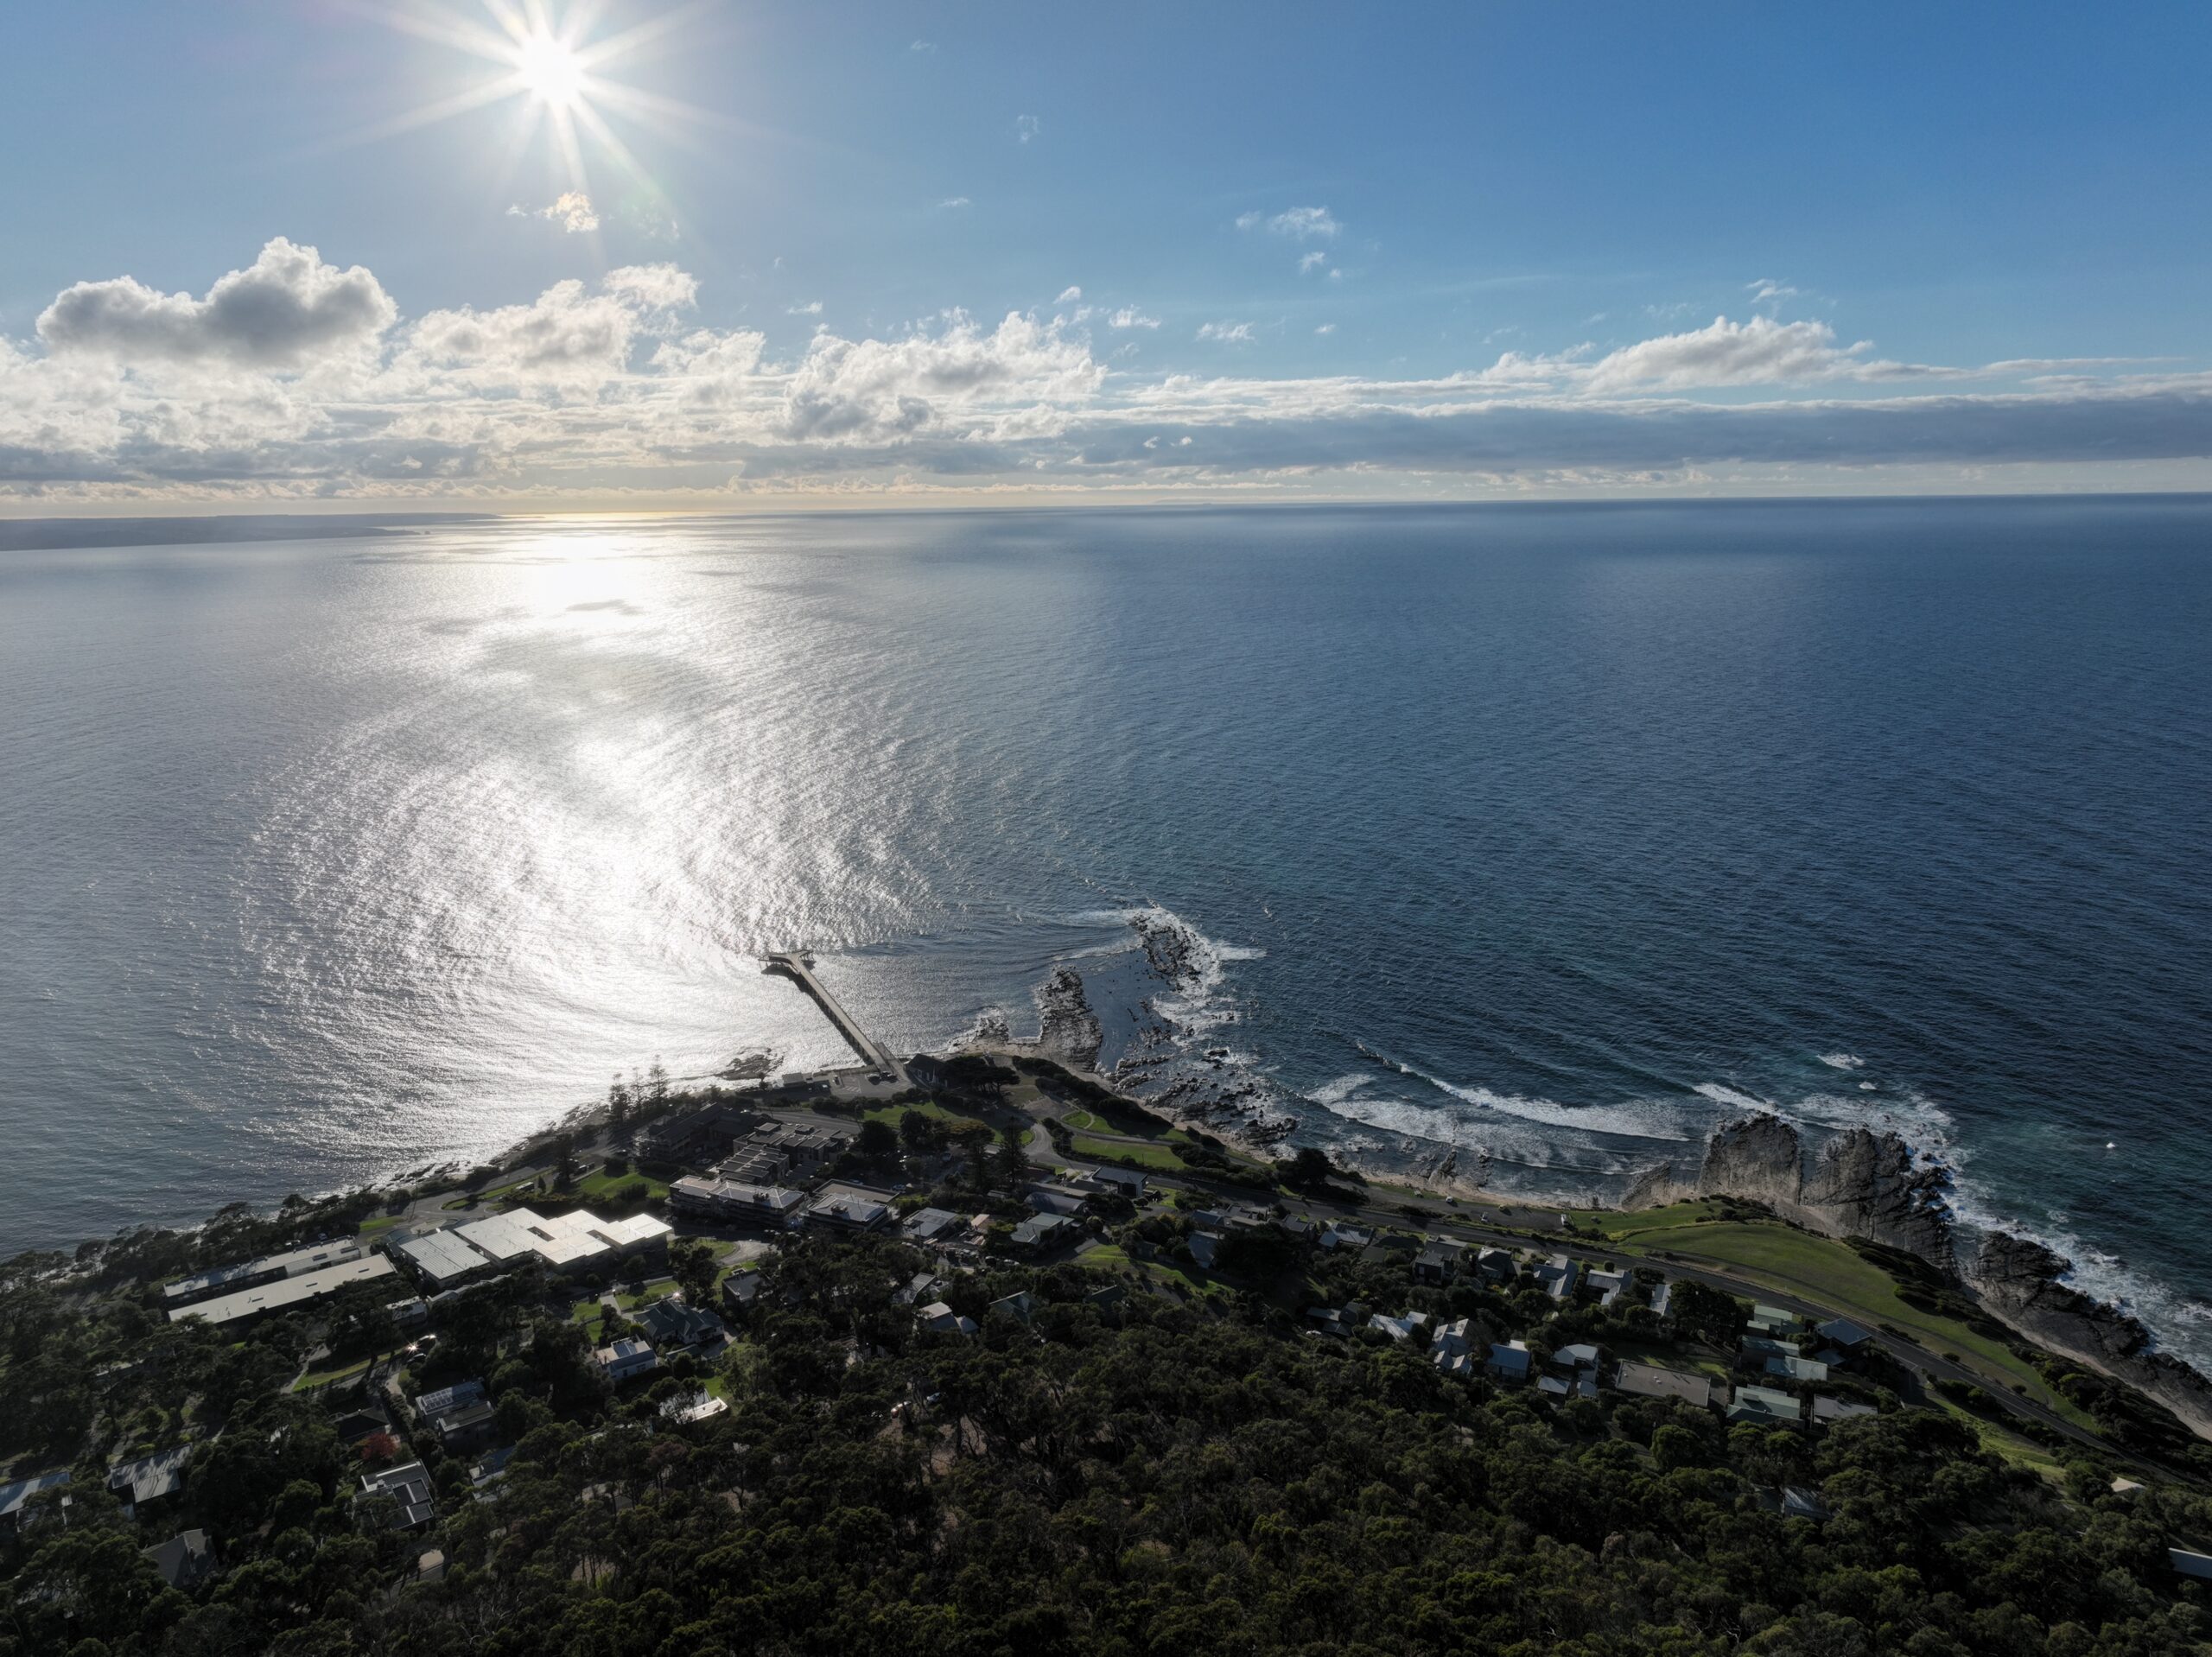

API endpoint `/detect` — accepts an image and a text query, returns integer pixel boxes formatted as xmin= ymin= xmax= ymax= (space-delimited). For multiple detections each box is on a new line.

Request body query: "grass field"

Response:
xmin=862 ymin=1098 xmax=985 ymax=1133
xmin=1072 ymin=1134 xmax=1187 ymax=1171
xmin=1597 ymin=1217 xmax=2090 ymax=1427
xmin=571 ymin=1168 xmax=670 ymax=1204
xmin=569 ymin=1281 xmax=681 ymax=1339
xmin=292 ymin=1356 xmax=371 ymax=1393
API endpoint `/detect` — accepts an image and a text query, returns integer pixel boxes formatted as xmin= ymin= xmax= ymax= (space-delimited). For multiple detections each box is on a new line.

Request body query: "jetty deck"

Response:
xmin=765 ymin=951 xmax=899 ymax=1076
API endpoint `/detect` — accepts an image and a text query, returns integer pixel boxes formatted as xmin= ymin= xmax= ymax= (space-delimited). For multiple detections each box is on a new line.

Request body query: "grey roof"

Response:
xmin=1011 ymin=1213 xmax=1075 ymax=1247
xmin=166 ymin=1254 xmax=398 ymax=1326
xmin=0 ymin=1469 xmax=70 ymax=1522
xmin=143 ymin=1529 xmax=213 ymax=1589
xmin=416 ymin=1379 xmax=486 ymax=1420
xmin=107 ymin=1444 xmax=191 ymax=1506
xmin=1612 ymin=1362 xmax=1713 ymax=1406
xmin=1812 ymin=1395 xmax=1878 ymax=1423
xmin=360 ymin=1462 xmax=435 ymax=1529
xmin=900 ymin=1206 xmax=965 ymax=1241
xmin=639 ymin=1298 xmax=724 ymax=1346
xmin=1817 ymin=1317 xmax=1875 ymax=1348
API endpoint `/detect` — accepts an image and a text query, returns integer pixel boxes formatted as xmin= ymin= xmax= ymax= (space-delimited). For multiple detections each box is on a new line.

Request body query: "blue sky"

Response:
xmin=3 ymin=1 xmax=2209 ymax=510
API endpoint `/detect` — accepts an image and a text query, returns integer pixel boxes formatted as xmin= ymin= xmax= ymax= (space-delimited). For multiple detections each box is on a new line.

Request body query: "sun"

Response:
xmin=517 ymin=33 xmax=586 ymax=110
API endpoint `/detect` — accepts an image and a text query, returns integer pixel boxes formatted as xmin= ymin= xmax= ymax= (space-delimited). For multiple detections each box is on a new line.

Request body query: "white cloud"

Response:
xmin=1299 ymin=251 xmax=1327 ymax=274
xmin=1056 ymin=286 xmax=1083 ymax=304
xmin=1746 ymin=277 xmax=1800 ymax=306
xmin=1242 ymin=206 xmax=1341 ymax=240
xmin=910 ymin=39 xmax=936 ymax=52
xmin=1198 ymin=321 xmax=1255 ymax=344
xmin=521 ymin=192 xmax=600 ymax=234
xmin=36 ymin=237 xmax=394 ymax=370
xmin=603 ymin=264 xmax=699 ymax=312
xmin=1108 ymin=308 xmax=1160 ymax=329
xmin=787 ymin=300 xmax=823 ymax=316
xmin=406 ymin=279 xmax=642 ymax=384
xmin=1315 ymin=323 xmax=1337 ymax=335
xmin=1581 ymin=314 xmax=1929 ymax=390
xmin=939 ymin=196 xmax=971 ymax=209
xmin=778 ymin=309 xmax=1103 ymax=442
xmin=1015 ymin=113 xmax=1040 ymax=144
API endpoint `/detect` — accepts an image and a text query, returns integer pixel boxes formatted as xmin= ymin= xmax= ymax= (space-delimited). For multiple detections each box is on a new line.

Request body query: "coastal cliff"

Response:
xmin=1624 ymin=1113 xmax=1953 ymax=1264
xmin=1630 ymin=1112 xmax=2212 ymax=1438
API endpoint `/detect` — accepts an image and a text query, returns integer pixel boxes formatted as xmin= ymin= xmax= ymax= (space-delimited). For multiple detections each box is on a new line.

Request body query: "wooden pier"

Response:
xmin=764 ymin=951 xmax=899 ymax=1076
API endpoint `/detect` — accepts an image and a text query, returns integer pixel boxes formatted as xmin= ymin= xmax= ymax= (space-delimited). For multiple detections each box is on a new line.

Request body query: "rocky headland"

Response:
xmin=1629 ymin=1112 xmax=2212 ymax=1438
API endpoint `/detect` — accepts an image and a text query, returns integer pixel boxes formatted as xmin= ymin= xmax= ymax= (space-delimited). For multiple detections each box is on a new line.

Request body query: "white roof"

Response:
xmin=397 ymin=1228 xmax=493 ymax=1286
xmin=168 ymin=1255 xmax=397 ymax=1325
xmin=591 ymin=1212 xmax=673 ymax=1249
xmin=453 ymin=1209 xmax=549 ymax=1264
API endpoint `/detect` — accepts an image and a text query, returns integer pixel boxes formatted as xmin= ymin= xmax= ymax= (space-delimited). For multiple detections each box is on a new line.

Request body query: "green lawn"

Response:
xmin=569 ymin=1281 xmax=682 ymax=1338
xmin=354 ymin=1214 xmax=404 ymax=1237
xmin=1601 ymin=1219 xmax=2089 ymax=1427
xmin=862 ymin=1098 xmax=985 ymax=1133
xmin=571 ymin=1168 xmax=670 ymax=1203
xmin=1072 ymin=1134 xmax=1186 ymax=1171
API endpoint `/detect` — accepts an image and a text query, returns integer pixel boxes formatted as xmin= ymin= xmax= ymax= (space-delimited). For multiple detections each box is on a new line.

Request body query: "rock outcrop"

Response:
xmin=1034 ymin=968 xmax=1103 ymax=1070
xmin=1967 ymin=1230 xmax=2212 ymax=1440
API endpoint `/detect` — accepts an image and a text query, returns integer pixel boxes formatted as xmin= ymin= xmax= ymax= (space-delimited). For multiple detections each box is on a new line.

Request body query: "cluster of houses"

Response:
xmin=666 ymin=1118 xmax=885 ymax=1232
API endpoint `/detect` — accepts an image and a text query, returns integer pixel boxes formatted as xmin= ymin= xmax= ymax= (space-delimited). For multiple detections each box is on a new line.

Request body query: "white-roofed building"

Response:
xmin=166 ymin=1255 xmax=398 ymax=1327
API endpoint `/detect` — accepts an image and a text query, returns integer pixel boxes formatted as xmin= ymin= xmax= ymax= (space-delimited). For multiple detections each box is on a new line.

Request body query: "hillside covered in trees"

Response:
xmin=7 ymin=1217 xmax=2212 ymax=1657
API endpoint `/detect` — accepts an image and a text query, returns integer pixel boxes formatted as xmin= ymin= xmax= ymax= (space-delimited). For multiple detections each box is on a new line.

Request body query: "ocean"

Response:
xmin=3 ymin=498 xmax=2207 ymax=1358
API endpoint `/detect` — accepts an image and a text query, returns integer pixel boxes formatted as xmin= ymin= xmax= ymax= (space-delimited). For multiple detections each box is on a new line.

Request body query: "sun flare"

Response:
xmin=517 ymin=33 xmax=586 ymax=109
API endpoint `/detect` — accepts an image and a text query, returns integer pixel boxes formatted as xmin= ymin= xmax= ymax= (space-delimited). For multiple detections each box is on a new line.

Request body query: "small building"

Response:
xmin=1024 ymin=1183 xmax=1093 ymax=1219
xmin=1728 ymin=1385 xmax=1804 ymax=1427
xmin=638 ymin=1298 xmax=726 ymax=1350
xmin=1368 ymin=1311 xmax=1429 ymax=1343
xmin=359 ymin=1461 xmax=435 ymax=1529
xmin=1613 ymin=1362 xmax=1713 ymax=1407
xmin=1487 ymin=1341 xmax=1534 ymax=1382
xmin=143 ymin=1529 xmax=216 ymax=1590
xmin=989 ymin=1291 xmax=1037 ymax=1325
xmin=1473 ymin=1248 xmax=1516 ymax=1285
xmin=2173 ymin=1549 xmax=2212 ymax=1583
xmin=1010 ymin=1213 xmax=1077 ymax=1254
xmin=1412 ymin=1243 xmax=1462 ymax=1286
xmin=595 ymin=1336 xmax=660 ymax=1384
xmin=1533 ymin=1255 xmax=1582 ymax=1301
xmin=1649 ymin=1279 xmax=1674 ymax=1317
xmin=1187 ymin=1232 xmax=1224 ymax=1269
xmin=894 ymin=1270 xmax=947 ymax=1307
xmin=1813 ymin=1395 xmax=1878 ymax=1425
xmin=1816 ymin=1316 xmax=1873 ymax=1349
xmin=1747 ymin=1304 xmax=1803 ymax=1337
xmin=1585 ymin=1268 xmax=1630 ymax=1307
xmin=1740 ymin=1335 xmax=1798 ymax=1361
xmin=1765 ymin=1355 xmax=1830 ymax=1383
xmin=1091 ymin=1166 xmax=1148 ymax=1198
xmin=1551 ymin=1343 xmax=1602 ymax=1373
xmin=107 ymin=1445 xmax=191 ymax=1514
xmin=470 ymin=1445 xmax=518 ymax=1489
xmin=1432 ymin=1317 xmax=1487 ymax=1379
xmin=388 ymin=1296 xmax=431 ymax=1330
xmin=900 ymin=1206 xmax=967 ymax=1247
xmin=415 ymin=1380 xmax=487 ymax=1424
xmin=431 ymin=1400 xmax=499 ymax=1455
xmin=1319 ymin=1223 xmax=1372 ymax=1252
xmin=331 ymin=1405 xmax=391 ymax=1444
xmin=720 ymin=1271 xmax=761 ymax=1318
xmin=0 ymin=1469 xmax=68 ymax=1534
xmin=918 ymin=1301 xmax=978 ymax=1338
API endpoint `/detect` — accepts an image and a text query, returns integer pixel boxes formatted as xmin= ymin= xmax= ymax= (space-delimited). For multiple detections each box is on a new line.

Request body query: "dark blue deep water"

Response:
xmin=3 ymin=499 xmax=2208 ymax=1354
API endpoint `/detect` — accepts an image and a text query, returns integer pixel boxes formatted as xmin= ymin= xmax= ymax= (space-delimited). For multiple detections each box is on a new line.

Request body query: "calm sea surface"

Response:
xmin=3 ymin=500 xmax=2208 ymax=1355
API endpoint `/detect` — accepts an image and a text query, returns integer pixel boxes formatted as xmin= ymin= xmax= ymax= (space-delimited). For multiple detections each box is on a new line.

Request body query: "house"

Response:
xmin=1649 ymin=1280 xmax=1674 ymax=1317
xmin=359 ymin=1461 xmax=435 ymax=1529
xmin=2110 ymin=1476 xmax=2146 ymax=1500
xmin=1473 ymin=1248 xmax=1516 ymax=1285
xmin=1812 ymin=1396 xmax=1878 ymax=1425
xmin=663 ymin=1391 xmax=728 ymax=1425
xmin=1091 ymin=1166 xmax=1148 ymax=1198
xmin=470 ymin=1445 xmax=518 ymax=1489
xmin=143 ymin=1529 xmax=216 ymax=1590
xmin=1412 ymin=1243 xmax=1462 ymax=1286
xmin=1275 ymin=1214 xmax=1316 ymax=1241
xmin=1532 ymin=1255 xmax=1582 ymax=1301
xmin=638 ymin=1298 xmax=726 ymax=1349
xmin=1585 ymin=1268 xmax=1630 ymax=1307
xmin=1306 ymin=1306 xmax=1354 ymax=1336
xmin=2172 ymin=1550 xmax=2212 ymax=1582
xmin=1368 ymin=1311 xmax=1430 ymax=1343
xmin=594 ymin=1336 xmax=661 ymax=1384
xmin=1613 ymin=1362 xmax=1713 ymax=1406
xmin=415 ymin=1379 xmax=487 ymax=1424
xmin=107 ymin=1445 xmax=191 ymax=1514
xmin=1770 ymin=1486 xmax=1832 ymax=1521
xmin=1747 ymin=1304 xmax=1804 ymax=1337
xmin=1765 ymin=1355 xmax=1829 ymax=1383
xmin=331 ymin=1405 xmax=391 ymax=1444
xmin=720 ymin=1271 xmax=762 ymax=1318
xmin=1319 ymin=1223 xmax=1372 ymax=1252
xmin=989 ymin=1292 xmax=1037 ymax=1325
xmin=1487 ymin=1341 xmax=1534 ymax=1382
xmin=1010 ymin=1213 xmax=1077 ymax=1253
xmin=1551 ymin=1343 xmax=1602 ymax=1372
xmin=1727 ymin=1385 xmax=1804 ymax=1427
xmin=1025 ymin=1182 xmax=1093 ymax=1219
xmin=431 ymin=1400 xmax=499 ymax=1455
xmin=899 ymin=1206 xmax=966 ymax=1247
xmin=388 ymin=1296 xmax=431 ymax=1330
xmin=917 ymin=1301 xmax=978 ymax=1338
xmin=1817 ymin=1317 xmax=1874 ymax=1352
xmin=804 ymin=1185 xmax=895 ymax=1235
xmin=1188 ymin=1232 xmax=1224 ymax=1269
xmin=1740 ymin=1335 xmax=1798 ymax=1361
xmin=0 ymin=1470 xmax=70 ymax=1533
xmin=894 ymin=1270 xmax=947 ymax=1308
xmin=1432 ymin=1317 xmax=1487 ymax=1379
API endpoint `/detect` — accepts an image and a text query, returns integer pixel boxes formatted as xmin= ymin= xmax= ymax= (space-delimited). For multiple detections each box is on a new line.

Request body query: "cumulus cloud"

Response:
xmin=1056 ymin=286 xmax=1083 ymax=304
xmin=512 ymin=192 xmax=601 ymax=233
xmin=7 ymin=238 xmax=2210 ymax=504
xmin=1014 ymin=114 xmax=1040 ymax=143
xmin=1581 ymin=314 xmax=1933 ymax=391
xmin=37 ymin=238 xmax=394 ymax=370
xmin=1299 ymin=251 xmax=1328 ymax=274
xmin=778 ymin=310 xmax=1104 ymax=442
xmin=1240 ymin=206 xmax=1340 ymax=240
xmin=787 ymin=300 xmax=823 ymax=316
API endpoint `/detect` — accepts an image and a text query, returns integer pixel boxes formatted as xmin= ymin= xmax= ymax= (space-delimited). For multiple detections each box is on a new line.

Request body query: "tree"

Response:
xmin=669 ymin=1239 xmax=718 ymax=1308
xmin=646 ymin=1057 xmax=671 ymax=1108
xmin=996 ymin=1124 xmax=1030 ymax=1190
xmin=855 ymin=1120 xmax=899 ymax=1162
xmin=899 ymin=1108 xmax=938 ymax=1154
xmin=550 ymin=1132 xmax=579 ymax=1193
xmin=607 ymin=1073 xmax=632 ymax=1146
xmin=1276 ymin=1145 xmax=1340 ymax=1190
xmin=1669 ymin=1278 xmax=1748 ymax=1349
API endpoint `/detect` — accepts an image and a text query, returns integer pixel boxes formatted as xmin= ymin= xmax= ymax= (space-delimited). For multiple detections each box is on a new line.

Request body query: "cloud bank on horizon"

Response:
xmin=3 ymin=236 xmax=2209 ymax=506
